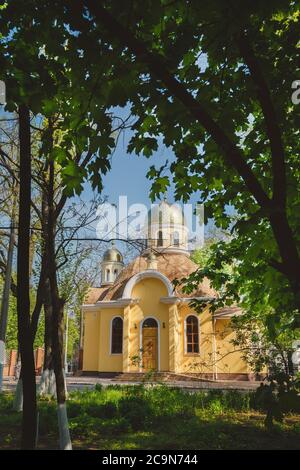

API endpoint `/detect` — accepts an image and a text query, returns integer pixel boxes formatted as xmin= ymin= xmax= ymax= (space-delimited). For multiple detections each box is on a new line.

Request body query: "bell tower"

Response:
xmin=101 ymin=242 xmax=124 ymax=286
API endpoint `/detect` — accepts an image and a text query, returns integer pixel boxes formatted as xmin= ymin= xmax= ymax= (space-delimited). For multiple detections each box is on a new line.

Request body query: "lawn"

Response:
xmin=0 ymin=385 xmax=299 ymax=450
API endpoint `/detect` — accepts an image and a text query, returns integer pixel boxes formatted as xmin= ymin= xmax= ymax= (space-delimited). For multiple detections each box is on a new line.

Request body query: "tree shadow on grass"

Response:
xmin=70 ymin=413 xmax=300 ymax=450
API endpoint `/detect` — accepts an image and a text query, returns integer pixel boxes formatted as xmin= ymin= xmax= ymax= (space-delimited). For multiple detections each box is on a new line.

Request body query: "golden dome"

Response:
xmin=147 ymin=200 xmax=186 ymax=227
xmin=103 ymin=246 xmax=123 ymax=263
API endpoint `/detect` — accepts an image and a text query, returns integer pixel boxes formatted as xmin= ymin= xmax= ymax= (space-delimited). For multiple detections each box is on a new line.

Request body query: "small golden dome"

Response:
xmin=103 ymin=246 xmax=123 ymax=263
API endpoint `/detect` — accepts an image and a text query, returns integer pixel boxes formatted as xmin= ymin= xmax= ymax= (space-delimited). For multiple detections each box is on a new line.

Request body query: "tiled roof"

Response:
xmin=213 ymin=306 xmax=243 ymax=318
xmin=84 ymin=252 xmax=216 ymax=304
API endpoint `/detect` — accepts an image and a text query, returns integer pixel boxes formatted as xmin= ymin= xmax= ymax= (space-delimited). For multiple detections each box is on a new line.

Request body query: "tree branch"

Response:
xmin=236 ymin=31 xmax=286 ymax=208
xmin=84 ymin=1 xmax=271 ymax=211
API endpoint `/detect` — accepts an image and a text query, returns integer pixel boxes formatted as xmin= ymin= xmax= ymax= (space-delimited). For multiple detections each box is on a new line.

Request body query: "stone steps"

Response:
xmin=113 ymin=372 xmax=216 ymax=383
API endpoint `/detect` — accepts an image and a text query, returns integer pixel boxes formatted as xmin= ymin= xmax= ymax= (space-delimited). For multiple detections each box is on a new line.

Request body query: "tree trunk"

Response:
xmin=43 ymin=279 xmax=54 ymax=372
xmin=13 ymin=254 xmax=47 ymax=407
xmin=17 ymin=104 xmax=37 ymax=449
xmin=38 ymin=277 xmax=56 ymax=396
xmin=13 ymin=377 xmax=23 ymax=412
xmin=29 ymin=254 xmax=47 ymax=342
xmin=46 ymin=157 xmax=72 ymax=449
xmin=0 ymin=201 xmax=16 ymax=391
xmin=269 ymin=211 xmax=300 ymax=296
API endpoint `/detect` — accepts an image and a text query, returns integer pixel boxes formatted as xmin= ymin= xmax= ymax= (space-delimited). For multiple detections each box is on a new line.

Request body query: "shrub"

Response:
xmin=118 ymin=396 xmax=152 ymax=430
xmin=208 ymin=398 xmax=223 ymax=414
xmin=68 ymin=413 xmax=97 ymax=437
xmin=86 ymin=402 xmax=118 ymax=419
xmin=67 ymin=402 xmax=82 ymax=418
xmin=38 ymin=405 xmax=57 ymax=435
xmin=193 ymin=390 xmax=252 ymax=412
xmin=220 ymin=390 xmax=251 ymax=411
xmin=278 ymin=390 xmax=300 ymax=414
xmin=0 ymin=393 xmax=13 ymax=412
xmin=101 ymin=417 xmax=131 ymax=434
xmin=143 ymin=386 xmax=194 ymax=418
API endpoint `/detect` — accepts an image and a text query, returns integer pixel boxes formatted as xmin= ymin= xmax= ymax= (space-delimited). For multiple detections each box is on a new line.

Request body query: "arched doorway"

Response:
xmin=141 ymin=318 xmax=159 ymax=371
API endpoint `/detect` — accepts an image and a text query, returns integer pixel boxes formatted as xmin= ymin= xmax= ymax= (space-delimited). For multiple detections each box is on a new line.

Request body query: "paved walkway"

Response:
xmin=2 ymin=376 xmax=260 ymax=393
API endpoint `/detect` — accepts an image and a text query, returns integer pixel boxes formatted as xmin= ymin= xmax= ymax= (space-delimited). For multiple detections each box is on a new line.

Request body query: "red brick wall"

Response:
xmin=3 ymin=348 xmax=45 ymax=377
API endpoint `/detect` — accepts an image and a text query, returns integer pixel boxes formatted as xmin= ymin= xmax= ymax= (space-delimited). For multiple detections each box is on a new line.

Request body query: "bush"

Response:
xmin=118 ymin=396 xmax=152 ymax=430
xmin=101 ymin=417 xmax=131 ymax=434
xmin=278 ymin=390 xmax=300 ymax=414
xmin=0 ymin=393 xmax=13 ymax=412
xmin=69 ymin=413 xmax=95 ymax=437
xmin=86 ymin=402 xmax=118 ymax=419
xmin=67 ymin=402 xmax=82 ymax=418
xmin=193 ymin=390 xmax=252 ymax=412
xmin=143 ymin=386 xmax=195 ymax=418
xmin=208 ymin=398 xmax=224 ymax=414
xmin=38 ymin=405 xmax=57 ymax=436
xmin=220 ymin=390 xmax=251 ymax=412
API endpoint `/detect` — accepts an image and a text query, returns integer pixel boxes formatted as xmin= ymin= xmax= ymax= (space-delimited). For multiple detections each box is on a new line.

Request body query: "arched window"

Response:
xmin=114 ymin=268 xmax=118 ymax=280
xmin=173 ymin=231 xmax=180 ymax=246
xmin=157 ymin=230 xmax=163 ymax=246
xmin=185 ymin=315 xmax=199 ymax=353
xmin=143 ymin=318 xmax=158 ymax=328
xmin=106 ymin=269 xmax=110 ymax=282
xmin=111 ymin=317 xmax=123 ymax=354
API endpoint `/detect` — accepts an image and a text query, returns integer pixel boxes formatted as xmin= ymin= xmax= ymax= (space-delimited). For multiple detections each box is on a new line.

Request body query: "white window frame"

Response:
xmin=184 ymin=314 xmax=200 ymax=355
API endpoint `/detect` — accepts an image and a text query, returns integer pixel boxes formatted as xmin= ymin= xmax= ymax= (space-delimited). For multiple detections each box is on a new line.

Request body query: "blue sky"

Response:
xmin=80 ymin=52 xmax=210 ymax=212
xmin=81 ymin=107 xmax=201 ymax=211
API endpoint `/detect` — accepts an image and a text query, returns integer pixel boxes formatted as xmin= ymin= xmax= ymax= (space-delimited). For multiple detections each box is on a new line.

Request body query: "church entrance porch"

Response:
xmin=141 ymin=318 xmax=159 ymax=371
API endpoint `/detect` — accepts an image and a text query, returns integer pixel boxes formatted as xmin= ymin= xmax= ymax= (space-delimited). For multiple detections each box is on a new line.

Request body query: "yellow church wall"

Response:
xmin=82 ymin=310 xmax=100 ymax=371
xmin=82 ymin=280 xmax=252 ymax=378
xmin=128 ymin=277 xmax=170 ymax=371
xmin=214 ymin=319 xmax=248 ymax=375
xmin=178 ymin=305 xmax=214 ymax=375
xmin=98 ymin=308 xmax=124 ymax=372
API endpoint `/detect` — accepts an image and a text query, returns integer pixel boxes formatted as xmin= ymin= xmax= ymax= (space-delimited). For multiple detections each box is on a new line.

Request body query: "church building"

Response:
xmin=81 ymin=201 xmax=255 ymax=381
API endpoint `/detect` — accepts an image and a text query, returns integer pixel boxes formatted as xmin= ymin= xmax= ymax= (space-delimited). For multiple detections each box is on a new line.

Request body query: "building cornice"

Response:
xmin=160 ymin=296 xmax=181 ymax=304
xmin=82 ymin=296 xmax=215 ymax=311
xmin=82 ymin=298 xmax=140 ymax=311
xmin=142 ymin=247 xmax=190 ymax=256
xmin=160 ymin=296 xmax=215 ymax=305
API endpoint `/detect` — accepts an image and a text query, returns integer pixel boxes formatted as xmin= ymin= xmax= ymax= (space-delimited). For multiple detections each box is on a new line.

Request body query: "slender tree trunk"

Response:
xmin=38 ymin=277 xmax=56 ymax=396
xmin=17 ymin=104 xmax=37 ymax=449
xmin=0 ymin=198 xmax=16 ymax=391
xmin=46 ymin=157 xmax=71 ymax=449
xmin=269 ymin=212 xmax=300 ymax=297
xmin=43 ymin=279 xmax=54 ymax=370
xmin=29 ymin=254 xmax=46 ymax=341
xmin=13 ymin=255 xmax=47 ymax=408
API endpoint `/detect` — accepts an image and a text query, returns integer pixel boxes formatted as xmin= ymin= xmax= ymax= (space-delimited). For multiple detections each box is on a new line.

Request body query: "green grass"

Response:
xmin=0 ymin=385 xmax=299 ymax=450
